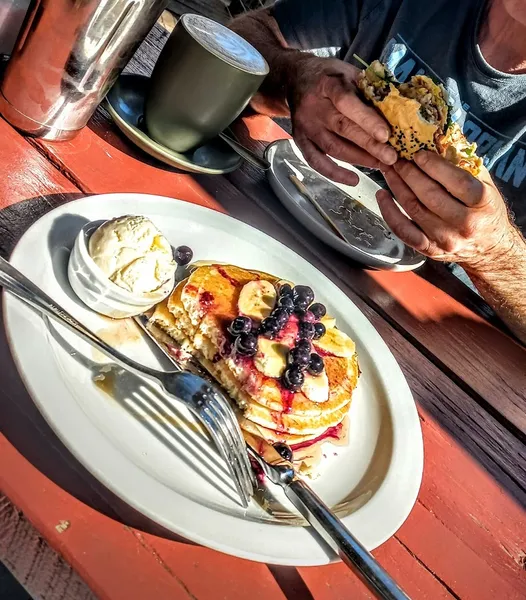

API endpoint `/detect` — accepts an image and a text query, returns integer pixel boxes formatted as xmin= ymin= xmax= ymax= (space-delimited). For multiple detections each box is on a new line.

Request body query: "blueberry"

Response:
xmin=308 ymin=353 xmax=325 ymax=376
xmin=259 ymin=316 xmax=280 ymax=338
xmin=313 ymin=322 xmax=326 ymax=340
xmin=235 ymin=333 xmax=258 ymax=356
xmin=295 ymin=340 xmax=311 ymax=357
xmin=293 ymin=285 xmax=314 ymax=308
xmin=278 ymin=295 xmax=295 ymax=311
xmin=294 ymin=297 xmax=310 ymax=311
xmin=293 ymin=307 xmax=306 ymax=319
xmin=298 ymin=321 xmax=315 ymax=341
xmin=302 ymin=310 xmax=316 ymax=323
xmin=282 ymin=366 xmax=305 ymax=392
xmin=287 ymin=347 xmax=310 ymax=371
xmin=309 ymin=302 xmax=326 ymax=320
xmin=273 ymin=443 xmax=293 ymax=462
xmin=174 ymin=245 xmax=193 ymax=266
xmin=271 ymin=307 xmax=289 ymax=328
xmin=228 ymin=316 xmax=253 ymax=336
xmin=278 ymin=283 xmax=293 ymax=297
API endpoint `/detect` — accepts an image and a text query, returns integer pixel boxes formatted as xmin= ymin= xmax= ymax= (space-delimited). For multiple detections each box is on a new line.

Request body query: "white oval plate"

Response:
xmin=3 ymin=194 xmax=423 ymax=566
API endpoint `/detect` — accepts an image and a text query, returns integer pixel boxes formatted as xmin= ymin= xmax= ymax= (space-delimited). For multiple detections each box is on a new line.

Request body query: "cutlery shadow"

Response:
xmin=267 ymin=565 xmax=316 ymax=600
xmin=46 ymin=320 xmax=241 ymax=506
xmin=0 ymin=312 xmax=193 ymax=542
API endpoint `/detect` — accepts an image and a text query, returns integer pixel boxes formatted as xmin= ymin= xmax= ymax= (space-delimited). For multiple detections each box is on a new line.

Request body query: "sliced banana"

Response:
xmin=313 ymin=327 xmax=355 ymax=358
xmin=320 ymin=314 xmax=336 ymax=329
xmin=238 ymin=280 xmax=277 ymax=321
xmin=302 ymin=370 xmax=329 ymax=403
xmin=254 ymin=338 xmax=288 ymax=378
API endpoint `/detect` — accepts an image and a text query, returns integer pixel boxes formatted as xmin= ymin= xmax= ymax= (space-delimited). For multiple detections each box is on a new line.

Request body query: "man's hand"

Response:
xmin=288 ymin=56 xmax=398 ymax=185
xmin=376 ymin=151 xmax=520 ymax=272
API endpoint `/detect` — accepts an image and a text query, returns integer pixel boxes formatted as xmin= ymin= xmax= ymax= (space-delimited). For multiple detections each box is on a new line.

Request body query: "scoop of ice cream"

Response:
xmin=88 ymin=215 xmax=176 ymax=294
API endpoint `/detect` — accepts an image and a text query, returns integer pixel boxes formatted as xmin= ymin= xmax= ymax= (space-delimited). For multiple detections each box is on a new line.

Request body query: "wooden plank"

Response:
xmin=226 ymin=114 xmax=526 ymax=436
xmin=0 ymin=118 xmax=85 ymax=259
xmin=0 ymin=118 xmax=79 ymax=210
xmin=0 ymin=496 xmax=96 ymax=600
xmin=0 ymin=437 xmax=197 ymax=600
xmin=32 ymin=120 xmax=220 ymax=211
xmin=299 ymin=537 xmax=455 ymax=600
xmin=398 ymin=502 xmax=525 ymax=600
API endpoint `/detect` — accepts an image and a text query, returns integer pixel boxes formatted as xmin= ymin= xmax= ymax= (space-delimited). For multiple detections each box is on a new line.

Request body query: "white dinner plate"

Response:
xmin=3 ymin=194 xmax=423 ymax=566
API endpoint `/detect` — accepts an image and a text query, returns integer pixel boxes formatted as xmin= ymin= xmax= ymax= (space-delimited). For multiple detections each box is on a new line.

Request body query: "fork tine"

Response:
xmin=207 ymin=404 xmax=254 ymax=498
xmin=207 ymin=390 xmax=255 ymax=482
xmin=197 ymin=406 xmax=252 ymax=508
xmin=205 ymin=401 xmax=254 ymax=500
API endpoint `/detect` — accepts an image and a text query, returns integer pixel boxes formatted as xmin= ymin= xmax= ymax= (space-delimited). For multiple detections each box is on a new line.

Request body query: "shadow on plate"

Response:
xmin=47 ymin=213 xmax=91 ymax=309
xmin=0 ymin=304 xmax=191 ymax=542
xmin=46 ymin=320 xmax=242 ymax=508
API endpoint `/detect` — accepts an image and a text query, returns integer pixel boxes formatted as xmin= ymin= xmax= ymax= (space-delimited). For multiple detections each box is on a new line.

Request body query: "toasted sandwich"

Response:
xmin=357 ymin=60 xmax=482 ymax=176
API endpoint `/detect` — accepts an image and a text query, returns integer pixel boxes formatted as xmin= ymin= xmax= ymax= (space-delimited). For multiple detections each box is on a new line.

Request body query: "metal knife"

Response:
xmin=245 ymin=434 xmax=411 ymax=600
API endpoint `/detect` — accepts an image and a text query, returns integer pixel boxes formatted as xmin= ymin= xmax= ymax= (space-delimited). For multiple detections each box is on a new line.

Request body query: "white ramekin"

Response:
xmin=68 ymin=220 xmax=175 ymax=319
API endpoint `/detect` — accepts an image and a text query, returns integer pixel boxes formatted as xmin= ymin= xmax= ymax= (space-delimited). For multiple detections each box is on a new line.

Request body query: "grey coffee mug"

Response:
xmin=145 ymin=14 xmax=269 ymax=153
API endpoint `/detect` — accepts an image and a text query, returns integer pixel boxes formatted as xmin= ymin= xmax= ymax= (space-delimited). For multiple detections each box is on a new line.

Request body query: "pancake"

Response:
xmin=149 ymin=263 xmax=359 ymax=468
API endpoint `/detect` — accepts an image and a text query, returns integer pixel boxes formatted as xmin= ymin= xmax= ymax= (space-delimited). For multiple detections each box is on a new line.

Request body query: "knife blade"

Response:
xmin=283 ymin=158 xmax=407 ymax=261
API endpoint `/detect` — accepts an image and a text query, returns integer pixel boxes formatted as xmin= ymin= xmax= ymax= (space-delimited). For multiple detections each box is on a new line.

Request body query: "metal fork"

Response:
xmin=247 ymin=443 xmax=411 ymax=600
xmin=0 ymin=256 xmax=254 ymax=507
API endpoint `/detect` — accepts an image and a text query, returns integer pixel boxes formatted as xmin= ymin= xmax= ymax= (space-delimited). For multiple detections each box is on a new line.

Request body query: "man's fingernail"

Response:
xmin=414 ymin=151 xmax=427 ymax=165
xmin=383 ymin=148 xmax=397 ymax=165
xmin=375 ymin=128 xmax=389 ymax=143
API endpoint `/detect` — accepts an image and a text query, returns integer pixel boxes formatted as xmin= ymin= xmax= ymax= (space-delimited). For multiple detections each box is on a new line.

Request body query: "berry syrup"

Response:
xmin=216 ymin=266 xmax=248 ymax=287
xmin=290 ymin=423 xmax=343 ymax=451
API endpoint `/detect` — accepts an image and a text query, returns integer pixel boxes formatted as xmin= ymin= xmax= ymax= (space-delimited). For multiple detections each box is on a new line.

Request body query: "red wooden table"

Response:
xmin=1 ymin=25 xmax=525 ymax=600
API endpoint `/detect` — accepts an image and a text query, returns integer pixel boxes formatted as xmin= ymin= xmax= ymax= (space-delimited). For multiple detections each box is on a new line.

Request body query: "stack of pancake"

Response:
xmin=149 ymin=264 xmax=359 ymax=468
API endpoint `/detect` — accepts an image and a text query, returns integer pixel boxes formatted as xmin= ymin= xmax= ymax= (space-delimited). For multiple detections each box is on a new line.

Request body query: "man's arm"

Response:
xmin=230 ymin=10 xmax=304 ymax=117
xmin=230 ymin=9 xmax=397 ymax=185
xmin=466 ymin=232 xmax=526 ymax=344
xmin=377 ymin=153 xmax=526 ymax=345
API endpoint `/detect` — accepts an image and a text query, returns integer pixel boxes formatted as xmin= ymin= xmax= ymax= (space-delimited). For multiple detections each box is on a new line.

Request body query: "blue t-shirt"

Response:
xmin=273 ymin=0 xmax=526 ymax=232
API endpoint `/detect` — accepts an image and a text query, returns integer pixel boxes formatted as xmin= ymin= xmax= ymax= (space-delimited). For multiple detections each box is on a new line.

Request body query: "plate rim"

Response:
xmin=266 ymin=139 xmax=426 ymax=272
xmin=3 ymin=193 xmax=424 ymax=565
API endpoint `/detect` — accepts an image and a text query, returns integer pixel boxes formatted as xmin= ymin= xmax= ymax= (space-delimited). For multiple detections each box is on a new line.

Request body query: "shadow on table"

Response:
xmin=0 ymin=193 xmax=88 ymax=259
xmin=88 ymin=106 xmax=192 ymax=176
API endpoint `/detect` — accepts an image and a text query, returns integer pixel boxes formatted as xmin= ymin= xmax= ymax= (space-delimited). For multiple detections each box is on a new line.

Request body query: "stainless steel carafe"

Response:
xmin=0 ymin=0 xmax=167 ymax=140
